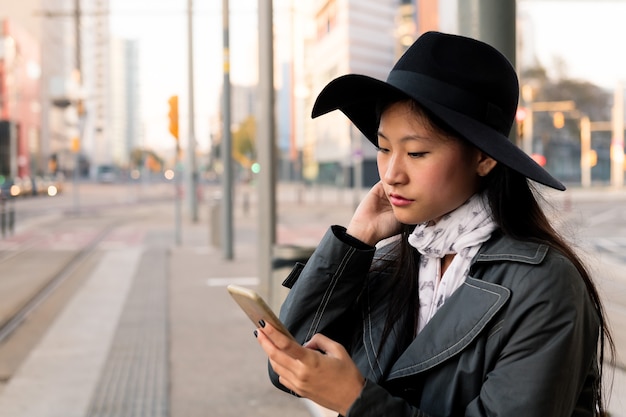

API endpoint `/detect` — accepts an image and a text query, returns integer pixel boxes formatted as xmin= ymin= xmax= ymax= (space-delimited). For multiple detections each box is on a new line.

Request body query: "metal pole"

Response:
xmin=580 ymin=116 xmax=591 ymax=188
xmin=457 ymin=0 xmax=516 ymax=73
xmin=187 ymin=0 xmax=199 ymax=221
xmin=523 ymin=108 xmax=534 ymax=155
xmin=289 ymin=0 xmax=297 ymax=171
xmin=73 ymin=0 xmax=82 ymax=215
xmin=457 ymin=0 xmax=516 ymax=146
xmin=520 ymin=85 xmax=534 ymax=155
xmin=222 ymin=0 xmax=234 ymax=259
xmin=611 ymin=83 xmax=624 ymax=188
xmin=175 ymin=144 xmax=182 ymax=245
xmin=258 ymin=0 xmax=277 ymax=303
xmin=75 ymin=0 xmax=82 ymax=74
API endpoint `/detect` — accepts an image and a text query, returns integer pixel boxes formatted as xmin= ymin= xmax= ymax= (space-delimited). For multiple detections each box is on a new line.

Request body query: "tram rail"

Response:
xmin=0 ymin=220 xmax=121 ymax=345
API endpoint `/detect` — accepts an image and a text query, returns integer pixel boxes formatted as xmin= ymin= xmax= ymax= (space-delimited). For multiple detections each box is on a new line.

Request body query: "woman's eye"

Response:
xmin=408 ymin=152 xmax=427 ymax=158
xmin=376 ymin=146 xmax=390 ymax=154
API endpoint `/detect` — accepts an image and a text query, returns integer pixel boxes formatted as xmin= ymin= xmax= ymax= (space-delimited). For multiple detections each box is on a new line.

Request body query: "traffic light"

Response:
xmin=71 ymin=137 xmax=80 ymax=153
xmin=553 ymin=111 xmax=565 ymax=129
xmin=168 ymin=95 xmax=179 ymax=139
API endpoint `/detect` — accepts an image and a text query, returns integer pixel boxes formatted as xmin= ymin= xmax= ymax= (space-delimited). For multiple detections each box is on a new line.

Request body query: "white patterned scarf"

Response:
xmin=408 ymin=193 xmax=496 ymax=334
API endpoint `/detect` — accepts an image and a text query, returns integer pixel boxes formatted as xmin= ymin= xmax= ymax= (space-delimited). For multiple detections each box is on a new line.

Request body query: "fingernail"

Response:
xmin=258 ymin=319 xmax=266 ymax=328
xmin=253 ymin=330 xmax=258 ymax=338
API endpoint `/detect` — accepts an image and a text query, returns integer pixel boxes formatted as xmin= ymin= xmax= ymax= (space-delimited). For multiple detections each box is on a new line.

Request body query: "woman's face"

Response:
xmin=376 ymin=101 xmax=496 ymax=225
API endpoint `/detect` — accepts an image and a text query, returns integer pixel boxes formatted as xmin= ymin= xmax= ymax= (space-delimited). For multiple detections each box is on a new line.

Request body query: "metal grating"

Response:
xmin=86 ymin=236 xmax=170 ymax=417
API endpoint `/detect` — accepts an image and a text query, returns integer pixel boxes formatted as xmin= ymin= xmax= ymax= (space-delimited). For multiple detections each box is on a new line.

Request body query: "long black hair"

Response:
xmin=374 ymin=99 xmax=614 ymax=416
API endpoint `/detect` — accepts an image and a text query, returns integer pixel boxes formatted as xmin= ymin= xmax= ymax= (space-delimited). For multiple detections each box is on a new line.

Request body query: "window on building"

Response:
xmin=316 ymin=0 xmax=337 ymax=40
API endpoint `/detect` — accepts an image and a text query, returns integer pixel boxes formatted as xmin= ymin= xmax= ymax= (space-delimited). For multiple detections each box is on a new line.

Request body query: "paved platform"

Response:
xmin=0 ymin=183 xmax=624 ymax=416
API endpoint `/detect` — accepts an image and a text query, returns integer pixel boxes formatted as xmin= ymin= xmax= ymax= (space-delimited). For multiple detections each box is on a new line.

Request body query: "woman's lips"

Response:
xmin=388 ymin=193 xmax=414 ymax=207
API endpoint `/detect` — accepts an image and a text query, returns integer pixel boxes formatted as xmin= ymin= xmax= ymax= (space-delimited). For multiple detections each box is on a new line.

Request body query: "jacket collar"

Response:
xmin=387 ymin=278 xmax=510 ymax=379
xmin=473 ymin=231 xmax=549 ymax=266
xmin=384 ymin=233 xmax=548 ymax=380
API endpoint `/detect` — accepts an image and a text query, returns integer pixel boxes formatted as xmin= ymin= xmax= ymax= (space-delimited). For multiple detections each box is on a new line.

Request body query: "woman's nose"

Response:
xmin=381 ymin=156 xmax=407 ymax=185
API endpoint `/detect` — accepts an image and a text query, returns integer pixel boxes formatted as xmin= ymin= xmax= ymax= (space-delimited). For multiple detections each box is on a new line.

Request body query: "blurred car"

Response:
xmin=42 ymin=174 xmax=64 ymax=196
xmin=0 ymin=177 xmax=15 ymax=199
xmin=96 ymin=165 xmax=117 ymax=183
xmin=31 ymin=174 xmax=64 ymax=197
xmin=9 ymin=176 xmax=33 ymax=197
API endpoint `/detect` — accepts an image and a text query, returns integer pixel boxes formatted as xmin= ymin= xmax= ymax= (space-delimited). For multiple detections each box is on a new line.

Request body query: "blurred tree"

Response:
xmin=129 ymin=148 xmax=165 ymax=172
xmin=522 ymin=63 xmax=611 ymax=121
xmin=232 ymin=116 xmax=257 ymax=168
xmin=542 ymin=79 xmax=610 ymax=122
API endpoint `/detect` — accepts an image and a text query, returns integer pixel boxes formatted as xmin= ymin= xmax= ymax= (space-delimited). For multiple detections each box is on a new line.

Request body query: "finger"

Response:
xmin=261 ymin=323 xmax=306 ymax=357
xmin=256 ymin=328 xmax=295 ymax=375
xmin=256 ymin=326 xmax=310 ymax=374
xmin=304 ymin=334 xmax=347 ymax=358
xmin=302 ymin=335 xmax=326 ymax=354
xmin=277 ymin=374 xmax=302 ymax=397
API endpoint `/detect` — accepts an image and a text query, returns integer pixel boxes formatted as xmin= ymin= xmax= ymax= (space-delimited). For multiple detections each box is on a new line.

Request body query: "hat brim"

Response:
xmin=311 ymin=74 xmax=565 ymax=191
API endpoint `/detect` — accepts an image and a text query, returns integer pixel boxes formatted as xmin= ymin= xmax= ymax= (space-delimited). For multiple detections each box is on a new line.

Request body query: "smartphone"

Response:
xmin=227 ymin=284 xmax=296 ymax=341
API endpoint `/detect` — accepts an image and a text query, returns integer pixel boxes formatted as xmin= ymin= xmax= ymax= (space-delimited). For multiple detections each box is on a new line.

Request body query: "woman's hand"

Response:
xmin=256 ymin=323 xmax=365 ymax=416
xmin=347 ymin=181 xmax=401 ymax=245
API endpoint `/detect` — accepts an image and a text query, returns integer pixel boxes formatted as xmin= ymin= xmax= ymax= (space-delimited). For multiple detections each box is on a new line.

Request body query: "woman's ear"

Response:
xmin=476 ymin=153 xmax=497 ymax=177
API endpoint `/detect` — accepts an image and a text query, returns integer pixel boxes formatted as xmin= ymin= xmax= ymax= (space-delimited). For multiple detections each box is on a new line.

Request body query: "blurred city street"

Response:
xmin=2 ymin=0 xmax=626 ymax=415
xmin=0 ymin=179 xmax=351 ymax=417
xmin=0 ymin=180 xmax=625 ymax=416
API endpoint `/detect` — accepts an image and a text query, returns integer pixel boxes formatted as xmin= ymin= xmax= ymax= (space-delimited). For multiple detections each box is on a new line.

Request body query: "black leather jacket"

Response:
xmin=270 ymin=226 xmax=600 ymax=417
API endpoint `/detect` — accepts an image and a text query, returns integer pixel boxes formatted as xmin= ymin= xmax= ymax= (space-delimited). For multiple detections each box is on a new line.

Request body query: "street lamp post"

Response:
xmin=257 ymin=0 xmax=277 ymax=304
xmin=580 ymin=116 xmax=592 ymax=188
xmin=222 ymin=0 xmax=234 ymax=260
xmin=187 ymin=0 xmax=199 ymax=223
xmin=611 ymin=84 xmax=624 ymax=188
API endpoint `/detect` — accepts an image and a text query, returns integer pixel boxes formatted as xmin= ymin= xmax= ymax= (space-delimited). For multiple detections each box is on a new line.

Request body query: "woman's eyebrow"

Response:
xmin=377 ymin=130 xmax=434 ymax=144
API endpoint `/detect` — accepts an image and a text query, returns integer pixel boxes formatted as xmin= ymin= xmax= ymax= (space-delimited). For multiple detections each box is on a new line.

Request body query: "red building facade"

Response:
xmin=0 ymin=19 xmax=41 ymax=179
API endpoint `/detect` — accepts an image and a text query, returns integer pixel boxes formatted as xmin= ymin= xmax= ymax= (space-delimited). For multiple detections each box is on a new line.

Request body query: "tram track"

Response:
xmin=0 ymin=215 xmax=64 ymax=264
xmin=0 ymin=192 xmax=173 ymax=348
xmin=0 ymin=218 xmax=122 ymax=346
xmin=0 ymin=184 xmax=176 ymax=391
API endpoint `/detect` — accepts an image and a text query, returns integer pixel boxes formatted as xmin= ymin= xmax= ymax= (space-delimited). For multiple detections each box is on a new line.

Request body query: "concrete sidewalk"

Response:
xmin=167 ymin=184 xmax=346 ymax=417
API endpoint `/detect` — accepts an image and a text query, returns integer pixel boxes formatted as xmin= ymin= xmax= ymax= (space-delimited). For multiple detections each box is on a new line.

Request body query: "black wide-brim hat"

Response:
xmin=311 ymin=31 xmax=565 ymax=191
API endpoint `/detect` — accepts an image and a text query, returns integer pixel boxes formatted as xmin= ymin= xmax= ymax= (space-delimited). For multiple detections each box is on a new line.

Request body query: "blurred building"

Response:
xmin=9 ymin=0 xmax=113 ymax=178
xmin=39 ymin=0 xmax=80 ymax=176
xmin=84 ymin=0 xmax=111 ymax=172
xmin=395 ymin=0 xmax=418 ymax=57
xmin=302 ymin=0 xmax=401 ymax=186
xmin=211 ymin=83 xmax=257 ymax=177
xmin=109 ymin=37 xmax=140 ymax=169
xmin=0 ymin=18 xmax=42 ymax=179
xmin=209 ymin=0 xmax=427 ymax=187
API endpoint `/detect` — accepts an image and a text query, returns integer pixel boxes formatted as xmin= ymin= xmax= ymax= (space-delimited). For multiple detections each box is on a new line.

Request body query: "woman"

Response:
xmin=255 ymin=31 xmax=613 ymax=416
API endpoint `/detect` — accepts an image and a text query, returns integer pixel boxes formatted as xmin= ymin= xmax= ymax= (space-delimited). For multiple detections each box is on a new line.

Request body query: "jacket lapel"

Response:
xmin=387 ymin=277 xmax=510 ymax=380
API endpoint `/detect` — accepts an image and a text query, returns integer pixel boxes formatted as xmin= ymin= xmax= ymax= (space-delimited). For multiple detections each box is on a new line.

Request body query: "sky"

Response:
xmin=518 ymin=0 xmax=626 ymax=88
xmin=108 ymin=0 xmax=626 ymax=154
xmin=109 ymin=0 xmax=265 ymax=153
